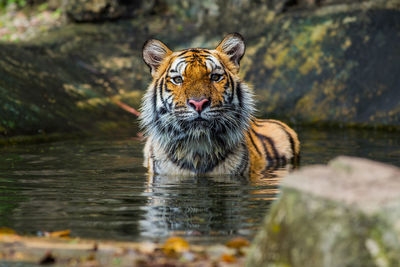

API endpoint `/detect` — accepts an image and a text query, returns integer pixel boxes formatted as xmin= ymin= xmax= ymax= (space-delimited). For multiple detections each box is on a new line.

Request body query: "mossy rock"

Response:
xmin=246 ymin=156 xmax=400 ymax=266
xmin=242 ymin=6 xmax=400 ymax=127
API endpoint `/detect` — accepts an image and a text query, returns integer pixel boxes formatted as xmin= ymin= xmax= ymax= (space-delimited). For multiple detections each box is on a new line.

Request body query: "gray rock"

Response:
xmin=64 ymin=0 xmax=155 ymax=22
xmin=246 ymin=156 xmax=400 ymax=266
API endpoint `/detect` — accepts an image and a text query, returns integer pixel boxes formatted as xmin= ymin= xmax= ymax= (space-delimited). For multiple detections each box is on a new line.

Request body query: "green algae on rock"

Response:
xmin=242 ymin=7 xmax=400 ymax=127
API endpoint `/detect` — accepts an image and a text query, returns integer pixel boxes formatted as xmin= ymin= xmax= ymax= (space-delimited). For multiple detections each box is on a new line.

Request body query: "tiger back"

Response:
xmin=140 ymin=33 xmax=300 ymax=177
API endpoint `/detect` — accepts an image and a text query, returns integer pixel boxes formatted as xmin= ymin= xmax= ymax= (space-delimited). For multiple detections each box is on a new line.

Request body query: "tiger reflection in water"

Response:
xmin=139 ymin=168 xmax=290 ymax=239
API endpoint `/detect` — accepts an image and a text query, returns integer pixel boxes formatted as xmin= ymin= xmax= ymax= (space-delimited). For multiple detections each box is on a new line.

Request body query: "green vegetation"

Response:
xmin=0 ymin=0 xmax=27 ymax=9
xmin=0 ymin=0 xmax=55 ymax=13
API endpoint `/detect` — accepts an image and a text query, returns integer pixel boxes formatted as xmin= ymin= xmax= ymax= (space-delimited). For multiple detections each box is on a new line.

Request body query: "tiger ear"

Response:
xmin=142 ymin=39 xmax=172 ymax=76
xmin=216 ymin=33 xmax=245 ymax=68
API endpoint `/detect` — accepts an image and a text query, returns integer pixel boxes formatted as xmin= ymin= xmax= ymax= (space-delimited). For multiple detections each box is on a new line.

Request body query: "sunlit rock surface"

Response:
xmin=246 ymin=156 xmax=400 ymax=266
xmin=0 ymin=0 xmax=399 ymax=138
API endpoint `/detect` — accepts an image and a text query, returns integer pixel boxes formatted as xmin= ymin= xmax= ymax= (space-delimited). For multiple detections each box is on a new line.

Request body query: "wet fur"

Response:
xmin=140 ymin=33 xmax=300 ymax=176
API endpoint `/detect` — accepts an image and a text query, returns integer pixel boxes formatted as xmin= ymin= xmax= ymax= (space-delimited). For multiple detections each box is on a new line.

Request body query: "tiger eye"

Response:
xmin=172 ymin=76 xmax=183 ymax=84
xmin=210 ymin=73 xmax=222 ymax=82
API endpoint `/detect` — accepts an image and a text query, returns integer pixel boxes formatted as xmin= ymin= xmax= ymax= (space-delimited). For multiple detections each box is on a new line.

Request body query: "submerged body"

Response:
xmin=140 ymin=33 xmax=300 ymax=177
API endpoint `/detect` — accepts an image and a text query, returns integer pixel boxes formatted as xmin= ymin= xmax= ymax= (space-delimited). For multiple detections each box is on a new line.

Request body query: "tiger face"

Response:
xmin=140 ymin=33 xmax=255 ymax=173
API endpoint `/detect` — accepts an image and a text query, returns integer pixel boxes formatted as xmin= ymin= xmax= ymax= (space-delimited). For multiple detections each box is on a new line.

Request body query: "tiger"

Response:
xmin=140 ymin=33 xmax=300 ymax=177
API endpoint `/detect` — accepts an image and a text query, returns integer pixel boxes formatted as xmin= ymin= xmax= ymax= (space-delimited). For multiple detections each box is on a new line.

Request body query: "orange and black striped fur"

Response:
xmin=140 ymin=33 xmax=300 ymax=176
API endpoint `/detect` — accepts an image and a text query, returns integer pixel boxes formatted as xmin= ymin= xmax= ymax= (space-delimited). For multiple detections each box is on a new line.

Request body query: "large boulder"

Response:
xmin=246 ymin=156 xmax=400 ymax=266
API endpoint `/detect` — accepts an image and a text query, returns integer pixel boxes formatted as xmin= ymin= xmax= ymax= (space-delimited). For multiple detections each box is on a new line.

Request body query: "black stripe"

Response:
xmin=224 ymin=76 xmax=230 ymax=90
xmin=263 ymin=135 xmax=279 ymax=160
xmin=236 ymin=83 xmax=243 ymax=108
xmin=204 ymin=56 xmax=219 ymax=63
xmin=228 ymin=73 xmax=235 ymax=104
xmin=252 ymin=119 xmax=263 ymax=127
xmin=159 ymin=78 xmax=168 ymax=111
xmin=175 ymin=60 xmax=186 ymax=73
xmin=248 ymin=131 xmax=262 ymax=155
xmin=224 ymin=76 xmax=231 ymax=103
xmin=164 ymin=81 xmax=173 ymax=110
xmin=164 ymin=83 xmax=172 ymax=92
xmin=189 ymin=49 xmax=201 ymax=53
xmin=183 ymin=54 xmax=209 ymax=59
xmin=266 ymin=120 xmax=296 ymax=156
xmin=251 ymin=128 xmax=272 ymax=164
xmin=177 ymin=50 xmax=190 ymax=57
xmin=252 ymin=129 xmax=280 ymax=163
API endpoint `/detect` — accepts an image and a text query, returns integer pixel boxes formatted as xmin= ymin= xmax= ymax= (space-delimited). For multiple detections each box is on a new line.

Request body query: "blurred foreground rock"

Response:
xmin=247 ymin=156 xmax=400 ymax=266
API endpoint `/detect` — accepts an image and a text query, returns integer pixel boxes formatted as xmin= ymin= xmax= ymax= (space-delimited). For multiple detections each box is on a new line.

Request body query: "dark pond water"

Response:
xmin=0 ymin=127 xmax=399 ymax=244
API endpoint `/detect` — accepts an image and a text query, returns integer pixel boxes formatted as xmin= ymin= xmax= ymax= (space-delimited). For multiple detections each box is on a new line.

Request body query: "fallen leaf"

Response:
xmin=48 ymin=229 xmax=71 ymax=238
xmin=221 ymin=253 xmax=237 ymax=263
xmin=0 ymin=227 xmax=16 ymax=235
xmin=225 ymin=237 xmax=250 ymax=249
xmin=162 ymin=236 xmax=190 ymax=257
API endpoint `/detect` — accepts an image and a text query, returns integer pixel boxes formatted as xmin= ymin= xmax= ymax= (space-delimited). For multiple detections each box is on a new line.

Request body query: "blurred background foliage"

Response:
xmin=0 ymin=0 xmax=29 ymax=9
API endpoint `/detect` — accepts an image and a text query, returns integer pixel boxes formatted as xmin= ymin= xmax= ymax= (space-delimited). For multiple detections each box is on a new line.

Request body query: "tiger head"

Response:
xmin=140 ymin=33 xmax=255 ymax=170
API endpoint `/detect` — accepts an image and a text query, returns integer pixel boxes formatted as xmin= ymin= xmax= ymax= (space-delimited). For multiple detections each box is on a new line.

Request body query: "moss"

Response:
xmin=247 ymin=8 xmax=400 ymax=127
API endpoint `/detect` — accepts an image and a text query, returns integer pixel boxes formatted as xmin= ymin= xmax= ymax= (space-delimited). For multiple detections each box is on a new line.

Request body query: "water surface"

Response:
xmin=0 ymin=127 xmax=399 ymax=243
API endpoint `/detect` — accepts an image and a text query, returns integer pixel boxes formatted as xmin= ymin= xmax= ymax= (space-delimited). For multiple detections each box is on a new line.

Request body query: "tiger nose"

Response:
xmin=188 ymin=98 xmax=210 ymax=113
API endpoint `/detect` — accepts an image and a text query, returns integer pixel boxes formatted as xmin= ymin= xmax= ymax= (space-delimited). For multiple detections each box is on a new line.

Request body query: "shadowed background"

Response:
xmin=0 ymin=0 xmax=399 ymax=139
